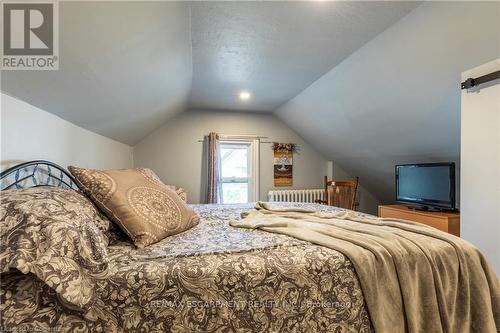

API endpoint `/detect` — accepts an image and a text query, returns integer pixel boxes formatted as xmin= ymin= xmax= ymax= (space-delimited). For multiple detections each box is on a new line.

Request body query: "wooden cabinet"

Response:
xmin=378 ymin=204 xmax=460 ymax=237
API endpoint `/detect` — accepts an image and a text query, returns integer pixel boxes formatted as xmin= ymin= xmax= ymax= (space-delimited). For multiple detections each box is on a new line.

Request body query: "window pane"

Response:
xmin=222 ymin=183 xmax=248 ymax=204
xmin=220 ymin=144 xmax=248 ymax=178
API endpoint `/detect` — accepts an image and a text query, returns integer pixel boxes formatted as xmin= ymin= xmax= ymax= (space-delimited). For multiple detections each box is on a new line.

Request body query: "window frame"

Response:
xmin=219 ymin=136 xmax=260 ymax=203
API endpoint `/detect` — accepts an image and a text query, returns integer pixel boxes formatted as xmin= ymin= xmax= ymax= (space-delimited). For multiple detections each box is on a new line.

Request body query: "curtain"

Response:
xmin=206 ymin=132 xmax=222 ymax=203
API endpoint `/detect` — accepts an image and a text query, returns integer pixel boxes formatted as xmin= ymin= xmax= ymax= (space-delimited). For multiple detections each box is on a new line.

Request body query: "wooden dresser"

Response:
xmin=378 ymin=204 xmax=460 ymax=236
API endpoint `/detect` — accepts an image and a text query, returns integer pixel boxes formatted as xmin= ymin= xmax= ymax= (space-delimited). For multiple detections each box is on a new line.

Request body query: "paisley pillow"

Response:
xmin=165 ymin=184 xmax=187 ymax=203
xmin=0 ymin=187 xmax=110 ymax=311
xmin=68 ymin=166 xmax=199 ymax=248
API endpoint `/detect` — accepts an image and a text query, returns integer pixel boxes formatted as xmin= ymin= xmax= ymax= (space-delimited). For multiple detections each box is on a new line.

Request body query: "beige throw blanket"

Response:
xmin=230 ymin=202 xmax=500 ymax=333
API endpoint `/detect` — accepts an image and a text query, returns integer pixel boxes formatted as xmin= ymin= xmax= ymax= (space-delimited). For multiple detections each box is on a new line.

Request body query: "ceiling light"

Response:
xmin=239 ymin=91 xmax=251 ymax=101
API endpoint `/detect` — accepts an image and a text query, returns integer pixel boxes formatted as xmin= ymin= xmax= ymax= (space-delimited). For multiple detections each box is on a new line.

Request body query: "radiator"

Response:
xmin=268 ymin=189 xmax=324 ymax=203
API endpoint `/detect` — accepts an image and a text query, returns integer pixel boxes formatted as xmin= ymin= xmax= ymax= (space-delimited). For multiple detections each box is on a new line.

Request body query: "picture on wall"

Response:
xmin=273 ymin=143 xmax=296 ymax=186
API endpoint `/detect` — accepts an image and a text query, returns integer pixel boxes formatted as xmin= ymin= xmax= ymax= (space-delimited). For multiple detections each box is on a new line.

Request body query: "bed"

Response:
xmin=0 ymin=161 xmax=372 ymax=332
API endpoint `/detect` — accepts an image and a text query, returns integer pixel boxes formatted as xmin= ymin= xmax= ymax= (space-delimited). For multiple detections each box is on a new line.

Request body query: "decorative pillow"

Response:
xmin=68 ymin=166 xmax=200 ymax=248
xmin=166 ymin=185 xmax=188 ymax=202
xmin=176 ymin=188 xmax=187 ymax=202
xmin=0 ymin=187 xmax=110 ymax=311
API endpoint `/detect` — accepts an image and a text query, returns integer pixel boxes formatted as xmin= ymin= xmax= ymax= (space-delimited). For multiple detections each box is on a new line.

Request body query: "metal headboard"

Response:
xmin=0 ymin=160 xmax=79 ymax=191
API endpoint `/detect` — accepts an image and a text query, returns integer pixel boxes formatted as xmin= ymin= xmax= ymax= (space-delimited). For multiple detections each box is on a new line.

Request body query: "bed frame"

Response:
xmin=0 ymin=160 xmax=79 ymax=191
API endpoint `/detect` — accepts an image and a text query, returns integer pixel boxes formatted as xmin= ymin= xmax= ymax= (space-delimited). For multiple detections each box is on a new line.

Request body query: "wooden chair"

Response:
xmin=316 ymin=176 xmax=359 ymax=211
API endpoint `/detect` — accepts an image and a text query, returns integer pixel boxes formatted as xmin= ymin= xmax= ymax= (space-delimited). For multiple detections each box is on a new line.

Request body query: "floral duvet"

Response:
xmin=0 ymin=188 xmax=372 ymax=332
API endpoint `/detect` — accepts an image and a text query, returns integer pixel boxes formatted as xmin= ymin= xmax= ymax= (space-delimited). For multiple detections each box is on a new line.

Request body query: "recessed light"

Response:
xmin=239 ymin=91 xmax=251 ymax=101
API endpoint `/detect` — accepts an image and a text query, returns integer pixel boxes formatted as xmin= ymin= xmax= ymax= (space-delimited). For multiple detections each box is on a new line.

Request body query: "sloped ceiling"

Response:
xmin=275 ymin=1 xmax=500 ymax=202
xmin=1 ymin=1 xmax=418 ymax=142
xmin=3 ymin=1 xmax=498 ymax=203
xmin=1 ymin=2 xmax=192 ymax=144
xmin=188 ymin=1 xmax=419 ymax=111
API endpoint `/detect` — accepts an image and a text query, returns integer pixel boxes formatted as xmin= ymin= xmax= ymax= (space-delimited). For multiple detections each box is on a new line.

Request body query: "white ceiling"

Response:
xmin=275 ymin=1 xmax=500 ymax=202
xmin=3 ymin=1 xmax=496 ymax=203
xmin=2 ymin=2 xmax=192 ymax=145
xmin=1 ymin=1 xmax=418 ymax=143
xmin=189 ymin=1 xmax=419 ymax=111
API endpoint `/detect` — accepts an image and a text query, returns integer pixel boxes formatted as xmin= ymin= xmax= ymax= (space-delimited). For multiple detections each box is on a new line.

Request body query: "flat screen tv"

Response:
xmin=395 ymin=162 xmax=456 ymax=211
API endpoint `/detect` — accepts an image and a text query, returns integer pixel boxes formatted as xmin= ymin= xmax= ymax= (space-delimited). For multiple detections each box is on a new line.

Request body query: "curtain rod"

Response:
xmin=461 ymin=70 xmax=500 ymax=90
xmin=197 ymin=134 xmax=270 ymax=143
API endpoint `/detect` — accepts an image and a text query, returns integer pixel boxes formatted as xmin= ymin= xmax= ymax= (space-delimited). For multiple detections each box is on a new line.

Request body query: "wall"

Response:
xmin=460 ymin=59 xmax=500 ymax=274
xmin=1 ymin=95 xmax=379 ymax=214
xmin=1 ymin=93 xmax=134 ymax=171
xmin=134 ymin=109 xmax=331 ymax=204
xmin=134 ymin=109 xmax=380 ymax=214
xmin=274 ymin=1 xmax=499 ymax=204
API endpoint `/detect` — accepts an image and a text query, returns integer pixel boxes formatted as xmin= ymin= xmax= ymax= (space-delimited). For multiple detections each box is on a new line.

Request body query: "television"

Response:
xmin=395 ymin=162 xmax=456 ymax=211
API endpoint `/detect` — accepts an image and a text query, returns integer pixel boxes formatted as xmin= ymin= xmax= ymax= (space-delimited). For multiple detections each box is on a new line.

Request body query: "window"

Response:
xmin=219 ymin=138 xmax=259 ymax=204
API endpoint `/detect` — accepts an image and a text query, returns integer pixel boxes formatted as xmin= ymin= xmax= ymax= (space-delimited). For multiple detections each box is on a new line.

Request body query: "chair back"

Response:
xmin=324 ymin=176 xmax=359 ymax=210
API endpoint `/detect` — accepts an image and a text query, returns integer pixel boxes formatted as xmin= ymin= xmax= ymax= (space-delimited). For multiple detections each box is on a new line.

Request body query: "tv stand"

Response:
xmin=405 ymin=204 xmax=448 ymax=212
xmin=378 ymin=204 xmax=460 ymax=236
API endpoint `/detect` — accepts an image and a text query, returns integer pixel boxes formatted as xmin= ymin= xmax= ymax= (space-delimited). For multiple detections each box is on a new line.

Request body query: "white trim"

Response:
xmin=219 ymin=138 xmax=260 ymax=202
xmin=218 ymin=134 xmax=265 ymax=140
xmin=250 ymin=138 xmax=260 ymax=202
